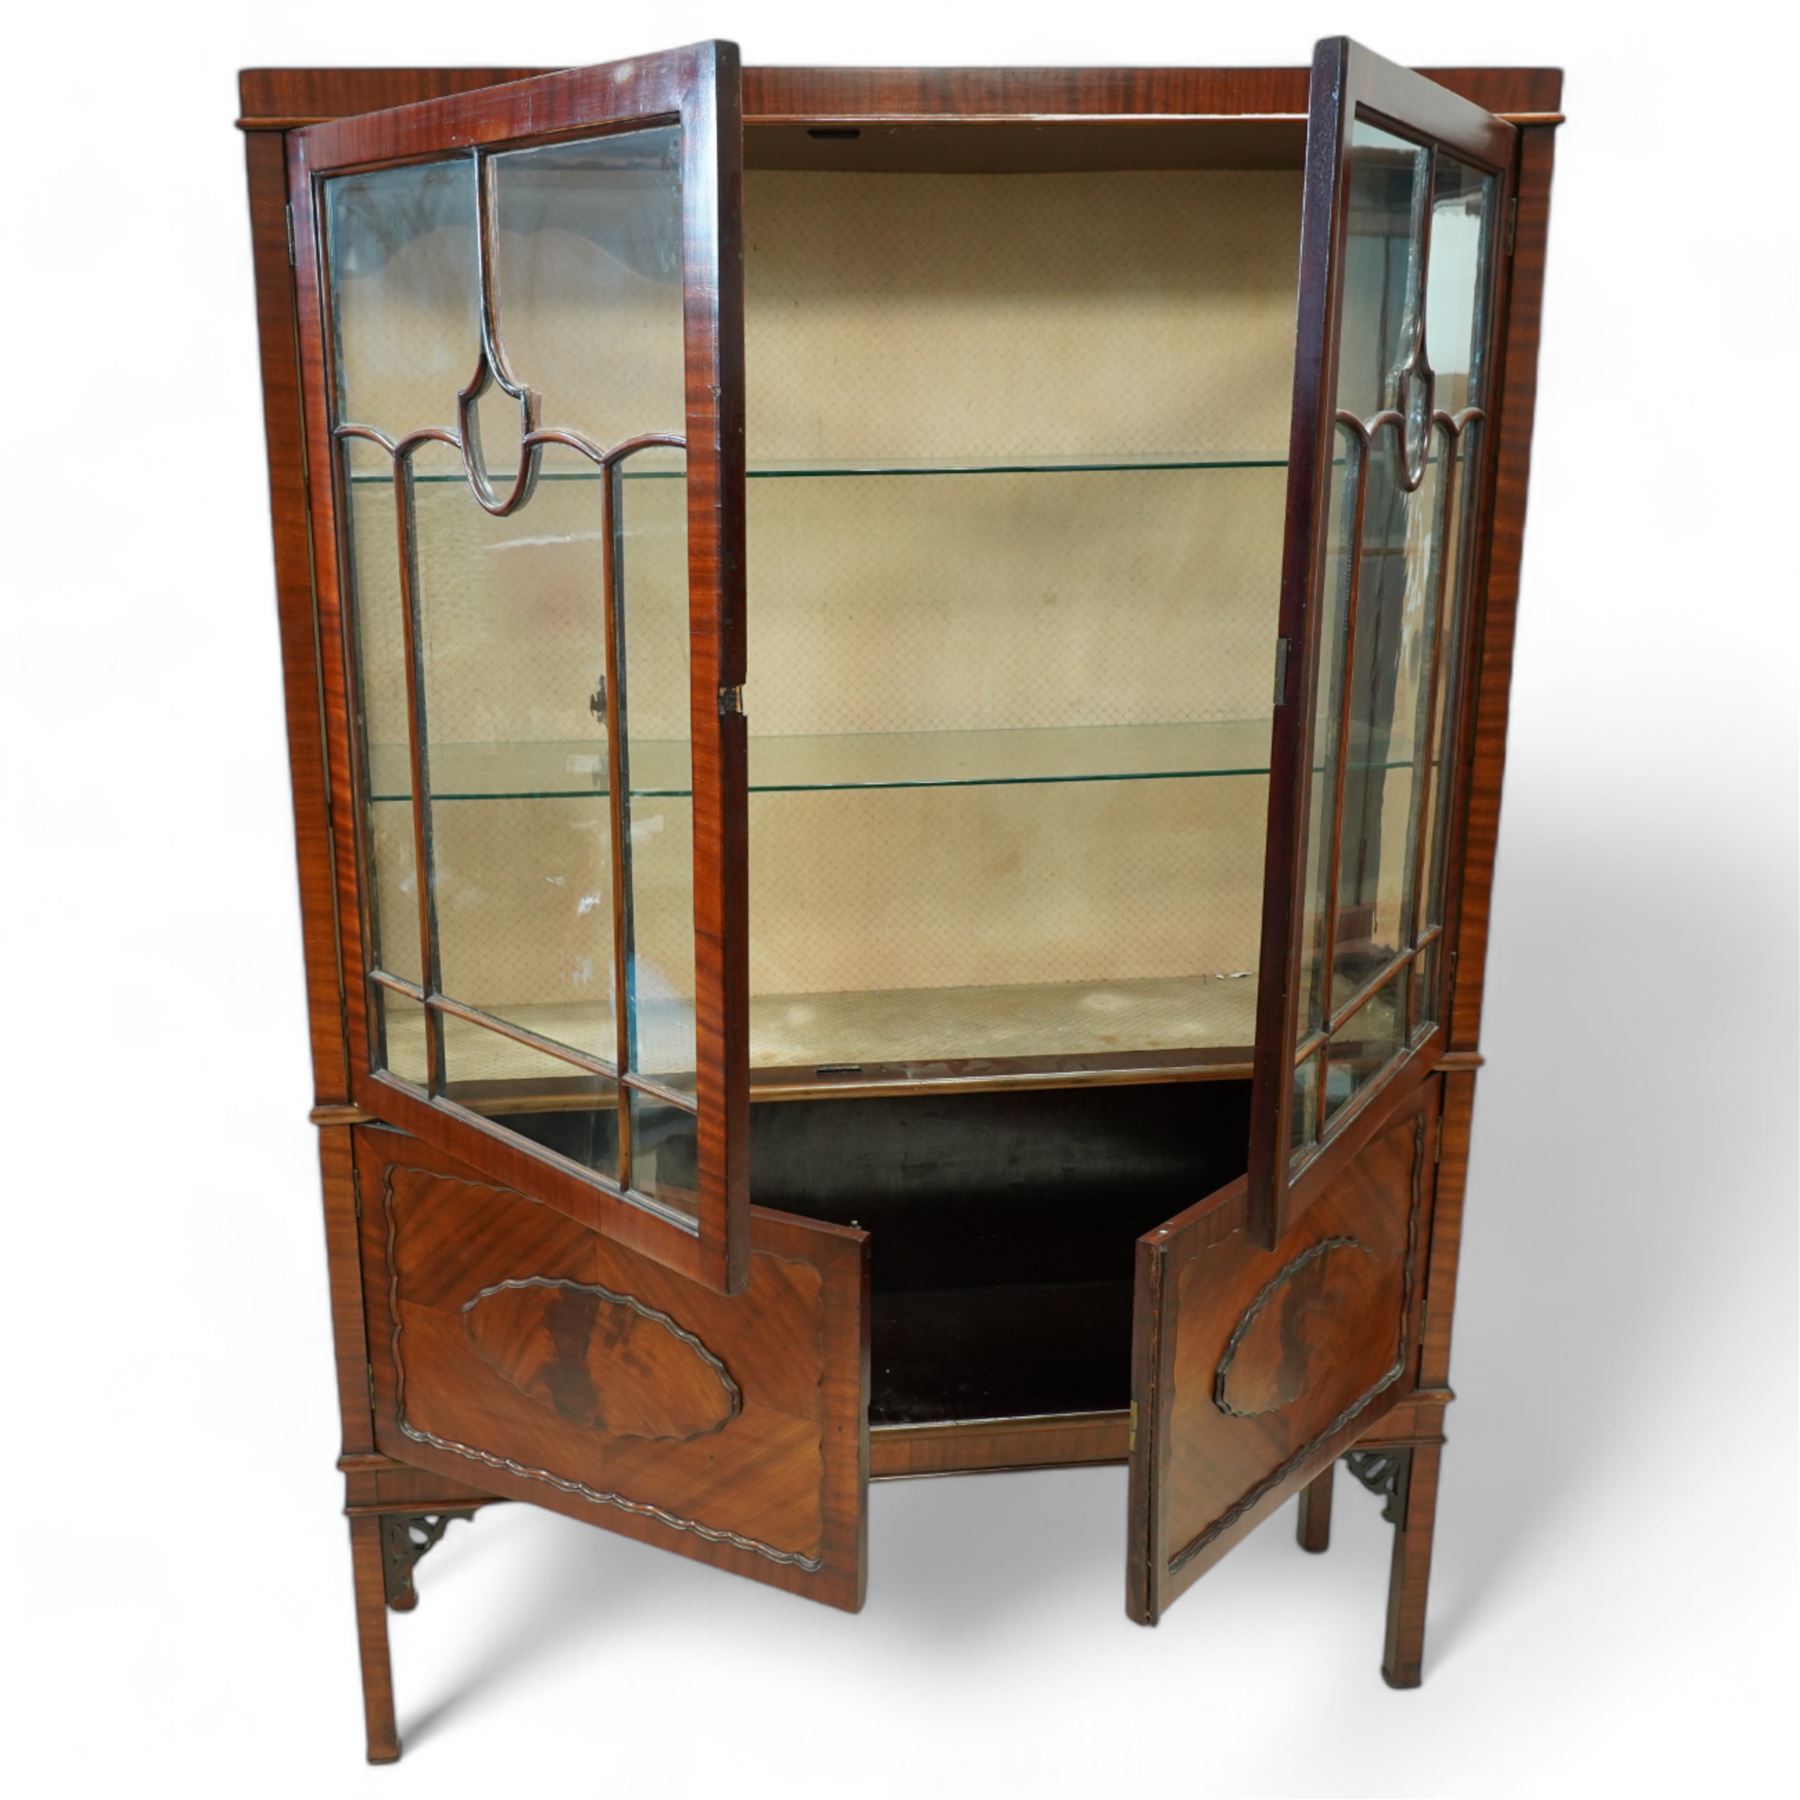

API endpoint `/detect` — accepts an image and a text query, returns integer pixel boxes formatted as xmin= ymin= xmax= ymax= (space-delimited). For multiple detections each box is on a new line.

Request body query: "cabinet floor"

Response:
xmin=871 ymin=1279 xmax=1134 ymax=1426
xmin=382 ymin=971 xmax=1260 ymax=1090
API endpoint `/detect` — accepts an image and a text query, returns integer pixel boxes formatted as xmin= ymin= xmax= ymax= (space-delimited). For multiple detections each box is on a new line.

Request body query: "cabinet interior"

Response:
xmin=342 ymin=122 xmax=1305 ymax=1432
xmin=513 ymin=1077 xmax=1252 ymax=1428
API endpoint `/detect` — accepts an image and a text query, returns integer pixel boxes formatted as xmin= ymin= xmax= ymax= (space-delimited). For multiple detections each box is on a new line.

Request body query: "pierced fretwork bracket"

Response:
xmin=1343 ymin=1448 xmax=1413 ymax=1529
xmin=379 ymin=1510 xmax=477 ymax=1612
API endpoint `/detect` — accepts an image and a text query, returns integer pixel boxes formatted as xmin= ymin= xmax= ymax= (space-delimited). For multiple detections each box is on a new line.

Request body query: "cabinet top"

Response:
xmin=237 ymin=63 xmax=1564 ymax=131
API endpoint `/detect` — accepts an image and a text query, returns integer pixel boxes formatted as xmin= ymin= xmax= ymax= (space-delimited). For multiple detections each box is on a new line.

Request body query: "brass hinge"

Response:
xmin=1271 ymin=637 xmax=1291 ymax=706
xmin=1506 ymin=196 xmax=1519 ymax=257
xmin=352 ymin=1164 xmax=363 ymax=1221
xmin=366 ymin=1364 xmax=377 ymax=1411
xmin=718 ymin=683 xmax=746 ymax=717
xmin=1127 ymin=1399 xmax=1138 ymax=1452
xmin=285 ymin=203 xmax=296 ymax=266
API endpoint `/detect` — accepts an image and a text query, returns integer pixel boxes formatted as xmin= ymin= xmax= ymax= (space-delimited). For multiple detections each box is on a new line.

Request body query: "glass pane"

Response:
xmin=1420 ymin=422 xmax=1481 ymax=938
xmin=327 ymin=159 xmax=479 ymax=441
xmin=1330 ymin=429 xmax=1440 ymax=1011
xmin=1425 ymin=153 xmax=1495 ymax=416
xmin=409 ymin=439 xmax=620 ymax=1067
xmin=1335 ymin=124 xmax=1430 ymax=425
xmin=629 ymin=1089 xmax=699 ymax=1217
xmin=339 ymin=434 xmax=419 ymax=986
xmin=490 ymin=129 xmax=685 ymax=446
xmin=1298 ymin=425 xmax=1357 ymax=1040
xmin=378 ymin=990 xmax=430 ymax=1087
xmin=1323 ymin=975 xmax=1405 ymax=1128
xmin=618 ymin=455 xmax=697 ymax=1087
xmin=1409 ymin=939 xmax=1441 ymax=1042
xmin=1291 ymin=1050 xmax=1321 ymax=1154
xmin=440 ymin=1012 xmax=621 ymax=1181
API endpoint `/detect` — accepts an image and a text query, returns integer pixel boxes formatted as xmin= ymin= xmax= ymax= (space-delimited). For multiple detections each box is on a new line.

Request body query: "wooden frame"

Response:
xmin=286 ymin=44 xmax=750 ymax=1294
xmin=1248 ymin=39 xmax=1519 ymax=1245
xmin=239 ymin=47 xmax=1562 ymax=1758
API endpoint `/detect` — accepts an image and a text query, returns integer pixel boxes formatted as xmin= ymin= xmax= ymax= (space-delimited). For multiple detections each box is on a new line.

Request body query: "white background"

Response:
xmin=4 ymin=4 xmax=1795 ymax=1795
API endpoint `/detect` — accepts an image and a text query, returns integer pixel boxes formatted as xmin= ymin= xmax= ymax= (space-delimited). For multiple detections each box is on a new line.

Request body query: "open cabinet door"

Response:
xmin=1249 ymin=39 xmax=1514 ymax=1244
xmin=1128 ymin=1076 xmax=1440 ymax=1622
xmin=290 ymin=45 xmax=752 ymax=1293
xmin=1128 ymin=38 xmax=1514 ymax=1623
xmin=357 ymin=1125 xmax=868 ymax=1611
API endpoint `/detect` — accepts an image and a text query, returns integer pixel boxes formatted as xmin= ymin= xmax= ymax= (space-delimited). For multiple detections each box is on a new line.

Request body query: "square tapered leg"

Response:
xmin=347 ymin=1515 xmax=401 ymax=1762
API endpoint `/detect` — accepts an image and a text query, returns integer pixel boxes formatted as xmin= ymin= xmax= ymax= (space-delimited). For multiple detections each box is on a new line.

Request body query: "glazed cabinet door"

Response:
xmin=358 ymin=1125 xmax=868 ymax=1609
xmin=290 ymin=45 xmax=753 ymax=1292
xmin=1128 ymin=1076 xmax=1439 ymax=1622
xmin=1249 ymin=38 xmax=1515 ymax=1242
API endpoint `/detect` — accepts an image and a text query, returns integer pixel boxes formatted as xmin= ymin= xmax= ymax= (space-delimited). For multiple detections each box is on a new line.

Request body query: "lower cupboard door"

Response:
xmin=1127 ymin=1076 xmax=1439 ymax=1622
xmin=355 ymin=1128 xmax=869 ymax=1610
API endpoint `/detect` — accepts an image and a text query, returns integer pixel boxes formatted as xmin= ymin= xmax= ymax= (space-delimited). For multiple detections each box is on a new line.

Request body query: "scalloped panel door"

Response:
xmin=355 ymin=1129 xmax=867 ymax=1611
xmin=1127 ymin=1076 xmax=1439 ymax=1623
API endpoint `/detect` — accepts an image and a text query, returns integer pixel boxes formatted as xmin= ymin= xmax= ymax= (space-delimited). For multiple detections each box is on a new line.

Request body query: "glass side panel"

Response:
xmin=1287 ymin=126 xmax=1496 ymax=1161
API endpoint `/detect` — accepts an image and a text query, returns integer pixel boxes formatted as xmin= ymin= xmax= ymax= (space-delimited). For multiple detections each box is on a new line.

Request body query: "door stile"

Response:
xmin=679 ymin=51 xmax=752 ymax=1293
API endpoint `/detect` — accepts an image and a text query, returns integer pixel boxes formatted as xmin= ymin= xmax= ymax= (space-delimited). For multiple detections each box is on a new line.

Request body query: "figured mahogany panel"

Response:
xmin=463 ymin=1279 xmax=742 ymax=1442
xmin=355 ymin=1129 xmax=867 ymax=1610
xmin=1128 ymin=1077 xmax=1437 ymax=1622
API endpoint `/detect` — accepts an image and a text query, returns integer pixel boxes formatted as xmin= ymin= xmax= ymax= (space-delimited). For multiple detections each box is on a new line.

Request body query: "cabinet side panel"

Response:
xmin=243 ymin=128 xmax=349 ymax=1101
xmin=356 ymin=1128 xmax=867 ymax=1610
xmin=1450 ymin=126 xmax=1558 ymax=1051
xmin=1419 ymin=1069 xmax=1476 ymax=1390
xmin=319 ymin=1125 xmax=375 ymax=1458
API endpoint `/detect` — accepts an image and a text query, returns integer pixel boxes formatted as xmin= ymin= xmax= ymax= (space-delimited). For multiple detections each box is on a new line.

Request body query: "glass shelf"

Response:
xmin=369 ymin=722 xmax=1426 ymax=802
xmin=347 ymin=452 xmax=1287 ymax=483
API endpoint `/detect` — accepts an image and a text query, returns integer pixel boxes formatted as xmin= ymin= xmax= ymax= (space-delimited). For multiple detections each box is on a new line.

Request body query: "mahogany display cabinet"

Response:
xmin=238 ymin=39 xmax=1560 ymax=1761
